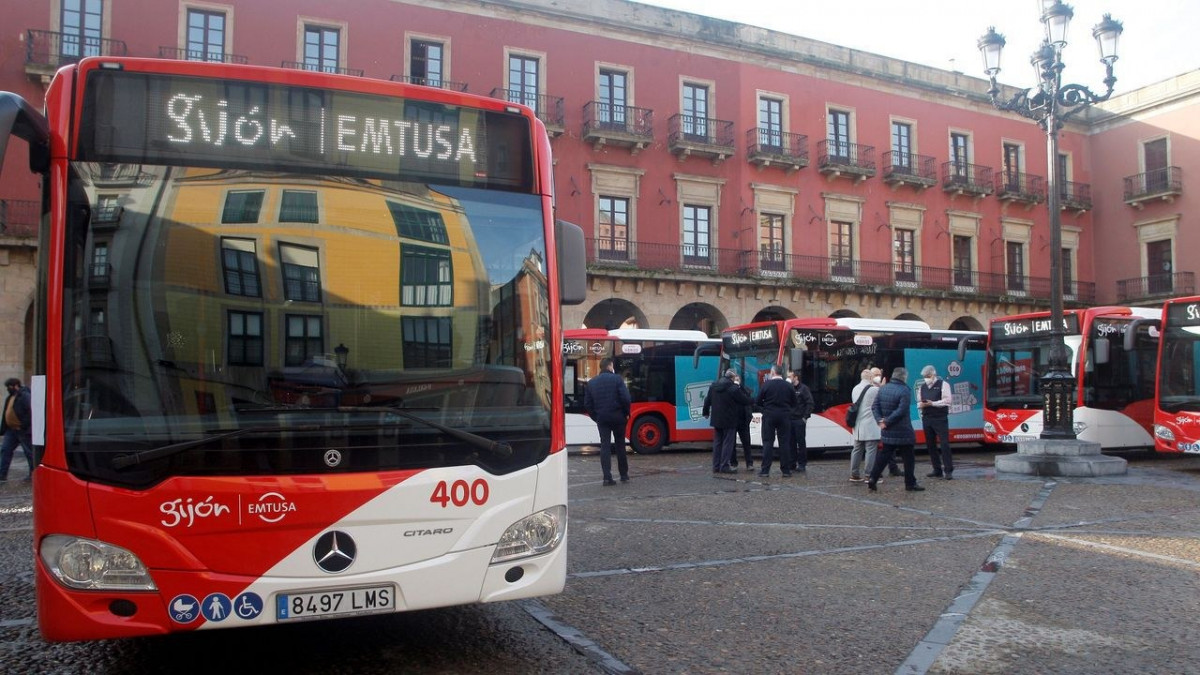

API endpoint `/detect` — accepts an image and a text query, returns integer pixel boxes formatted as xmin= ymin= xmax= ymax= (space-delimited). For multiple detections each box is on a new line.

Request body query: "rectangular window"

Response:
xmin=682 ymin=205 xmax=711 ymax=266
xmin=304 ymin=25 xmax=340 ymax=73
xmin=388 ymin=202 xmax=449 ymax=244
xmin=759 ymin=213 xmax=785 ymax=272
xmin=950 ymin=133 xmax=969 ymax=180
xmin=508 ymin=54 xmax=540 ymax=109
xmin=758 ymin=98 xmax=783 ymax=149
xmin=279 ymin=190 xmax=319 ymax=223
xmin=1003 ymin=143 xmax=1021 ymax=189
xmin=1147 ymin=239 xmax=1173 ymax=294
xmin=598 ymin=196 xmax=629 ymax=261
xmin=401 ymin=245 xmax=453 ymax=306
xmin=830 ymin=220 xmax=854 ymax=277
xmin=410 ymin=40 xmax=444 ymax=86
xmin=953 ymin=235 xmax=973 ymax=287
xmin=1144 ymin=138 xmax=1169 ymax=192
xmin=285 ymin=314 xmax=323 ymax=366
xmin=1006 ymin=242 xmax=1025 ymax=292
xmin=1058 ymin=153 xmax=1071 ymax=199
xmin=598 ymin=69 xmax=627 ymax=129
xmin=891 ymin=122 xmax=912 ymax=171
xmin=1061 ymin=248 xmax=1074 ymax=297
xmin=221 ymin=238 xmax=261 ymax=297
xmin=894 ymin=228 xmax=916 ymax=282
xmin=221 ymin=190 xmax=264 ymax=224
xmin=682 ymin=84 xmax=709 ymax=140
xmin=186 ymin=9 xmax=226 ymax=61
xmin=95 ymin=194 xmax=121 ymax=223
xmin=62 ymin=0 xmax=103 ymax=59
xmin=827 ymin=110 xmax=850 ymax=160
xmin=280 ymin=244 xmax=321 ymax=302
xmin=402 ymin=316 xmax=452 ymax=368
xmin=228 ymin=311 xmax=264 ymax=366
xmin=91 ymin=243 xmax=109 ymax=282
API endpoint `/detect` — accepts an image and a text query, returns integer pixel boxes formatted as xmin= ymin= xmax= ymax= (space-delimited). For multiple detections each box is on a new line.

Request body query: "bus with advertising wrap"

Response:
xmin=563 ymin=328 xmax=720 ymax=453
xmin=719 ymin=318 xmax=986 ymax=453
xmin=0 ymin=57 xmax=587 ymax=641
xmin=985 ymin=307 xmax=1161 ymax=450
xmin=1153 ymin=296 xmax=1200 ymax=453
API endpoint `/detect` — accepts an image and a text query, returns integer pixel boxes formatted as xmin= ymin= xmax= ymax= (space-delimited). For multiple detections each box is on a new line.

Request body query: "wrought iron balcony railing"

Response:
xmin=994 ymin=171 xmax=1046 ymax=204
xmin=582 ymin=102 xmax=654 ymax=152
xmin=25 ymin=29 xmax=126 ymax=69
xmin=280 ymin=61 xmax=364 ymax=77
xmin=746 ymin=129 xmax=808 ymax=172
xmin=390 ymin=75 xmax=468 ymax=92
xmin=817 ymin=140 xmax=876 ymax=178
xmin=158 ymin=46 xmax=247 ymax=64
xmin=1123 ymin=167 xmax=1182 ymax=206
xmin=1058 ymin=180 xmax=1093 ymax=211
xmin=941 ymin=161 xmax=994 ymax=197
xmin=490 ymin=89 xmax=564 ymax=132
xmin=882 ymin=151 xmax=937 ymax=188
xmin=584 ymin=238 xmax=1095 ymax=304
xmin=1116 ymin=272 xmax=1195 ymax=303
xmin=668 ymin=114 xmax=736 ymax=161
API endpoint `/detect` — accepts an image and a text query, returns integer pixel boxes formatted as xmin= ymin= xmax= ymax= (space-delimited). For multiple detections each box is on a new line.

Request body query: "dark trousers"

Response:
xmin=732 ymin=422 xmax=753 ymax=466
xmin=869 ymin=443 xmax=916 ymax=488
xmin=789 ymin=419 xmax=807 ymax=469
xmin=759 ymin=413 xmax=792 ymax=474
xmin=0 ymin=429 xmax=34 ymax=480
xmin=597 ymin=417 xmax=629 ymax=481
xmin=712 ymin=427 xmax=736 ymax=471
xmin=923 ymin=415 xmax=953 ymax=475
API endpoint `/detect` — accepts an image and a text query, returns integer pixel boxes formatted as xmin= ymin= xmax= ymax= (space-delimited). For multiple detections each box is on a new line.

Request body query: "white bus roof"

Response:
xmin=828 ymin=318 xmax=933 ymax=331
xmin=606 ymin=329 xmax=718 ymax=343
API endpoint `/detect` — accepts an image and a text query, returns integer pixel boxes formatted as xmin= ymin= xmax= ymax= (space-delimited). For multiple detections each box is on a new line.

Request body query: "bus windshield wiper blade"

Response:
xmin=339 ymin=406 xmax=514 ymax=458
xmin=110 ymin=424 xmax=318 ymax=470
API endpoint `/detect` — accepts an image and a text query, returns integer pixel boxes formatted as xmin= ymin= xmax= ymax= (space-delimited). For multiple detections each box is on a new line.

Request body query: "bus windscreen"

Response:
xmin=78 ymin=69 xmax=534 ymax=191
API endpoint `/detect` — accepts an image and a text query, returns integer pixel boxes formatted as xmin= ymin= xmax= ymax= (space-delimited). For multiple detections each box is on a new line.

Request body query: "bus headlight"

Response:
xmin=983 ymin=422 xmax=996 ymax=434
xmin=1073 ymin=421 xmax=1088 ymax=435
xmin=1154 ymin=425 xmax=1175 ymax=442
xmin=491 ymin=505 xmax=567 ymax=564
xmin=40 ymin=535 xmax=156 ymax=591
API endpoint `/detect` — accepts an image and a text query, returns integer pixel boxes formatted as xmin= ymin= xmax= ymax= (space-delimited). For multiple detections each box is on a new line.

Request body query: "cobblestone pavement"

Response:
xmin=543 ymin=446 xmax=1200 ymax=674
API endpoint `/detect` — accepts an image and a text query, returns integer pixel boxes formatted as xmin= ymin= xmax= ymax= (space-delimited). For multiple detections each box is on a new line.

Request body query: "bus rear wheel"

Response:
xmin=631 ymin=416 xmax=667 ymax=455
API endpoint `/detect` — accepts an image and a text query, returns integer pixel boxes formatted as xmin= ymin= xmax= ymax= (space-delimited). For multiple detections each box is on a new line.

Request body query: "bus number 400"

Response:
xmin=430 ymin=479 xmax=489 ymax=508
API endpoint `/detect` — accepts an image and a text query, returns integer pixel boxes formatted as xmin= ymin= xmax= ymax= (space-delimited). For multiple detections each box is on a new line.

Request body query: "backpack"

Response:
xmin=844 ymin=386 xmax=870 ymax=427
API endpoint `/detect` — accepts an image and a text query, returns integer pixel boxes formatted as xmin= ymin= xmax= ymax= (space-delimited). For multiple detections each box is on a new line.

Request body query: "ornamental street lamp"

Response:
xmin=978 ymin=2 xmax=1123 ymax=440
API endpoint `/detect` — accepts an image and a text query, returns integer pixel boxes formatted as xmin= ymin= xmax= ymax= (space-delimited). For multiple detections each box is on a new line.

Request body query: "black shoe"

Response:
xmin=745 ymin=463 xmax=754 ymax=469
xmin=926 ymin=471 xmax=944 ymax=478
xmin=757 ymin=472 xmax=769 ymax=478
xmin=944 ymin=473 xmax=953 ymax=481
xmin=889 ymin=470 xmax=902 ymax=477
xmin=730 ymin=463 xmax=738 ymax=469
xmin=781 ymin=472 xmax=792 ymax=478
xmin=620 ymin=476 xmax=630 ymax=483
xmin=796 ymin=467 xmax=806 ymax=473
xmin=603 ymin=479 xmax=617 ymax=486
xmin=906 ymin=485 xmax=926 ymax=492
xmin=720 ymin=468 xmax=737 ymax=474
xmin=867 ymin=481 xmax=877 ymax=492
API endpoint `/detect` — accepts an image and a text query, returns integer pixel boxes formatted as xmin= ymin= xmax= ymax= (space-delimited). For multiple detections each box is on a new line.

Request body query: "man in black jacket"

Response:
xmin=731 ymin=374 xmax=755 ymax=471
xmin=584 ymin=358 xmax=632 ymax=486
xmin=755 ymin=365 xmax=796 ymax=478
xmin=787 ymin=369 xmax=815 ymax=473
xmin=0 ymin=378 xmax=34 ymax=482
xmin=702 ymin=369 xmax=752 ymax=475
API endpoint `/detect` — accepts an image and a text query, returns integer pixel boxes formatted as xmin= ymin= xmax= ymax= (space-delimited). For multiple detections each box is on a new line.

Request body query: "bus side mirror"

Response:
xmin=1124 ymin=318 xmax=1159 ymax=352
xmin=788 ymin=348 xmax=804 ymax=371
xmin=555 ymin=220 xmax=587 ymax=306
xmin=956 ymin=337 xmax=969 ymax=362
xmin=1094 ymin=337 xmax=1110 ymax=365
xmin=0 ymin=93 xmax=50 ymax=176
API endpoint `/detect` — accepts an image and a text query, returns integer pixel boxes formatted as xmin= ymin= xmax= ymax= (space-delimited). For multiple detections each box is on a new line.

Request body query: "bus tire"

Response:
xmin=631 ymin=416 xmax=667 ymax=455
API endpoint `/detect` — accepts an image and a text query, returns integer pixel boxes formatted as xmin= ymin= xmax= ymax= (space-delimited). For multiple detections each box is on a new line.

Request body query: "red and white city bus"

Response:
xmin=0 ymin=57 xmax=586 ymax=641
xmin=720 ymin=318 xmax=986 ymax=453
xmin=1152 ymin=296 xmax=1200 ymax=453
xmin=563 ymin=328 xmax=720 ymax=453
xmin=984 ymin=307 xmax=1161 ymax=450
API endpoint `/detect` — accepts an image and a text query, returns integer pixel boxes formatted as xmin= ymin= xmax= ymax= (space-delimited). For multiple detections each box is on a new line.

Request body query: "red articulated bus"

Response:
xmin=1152 ymin=296 xmax=1200 ymax=453
xmin=0 ymin=57 xmax=586 ymax=641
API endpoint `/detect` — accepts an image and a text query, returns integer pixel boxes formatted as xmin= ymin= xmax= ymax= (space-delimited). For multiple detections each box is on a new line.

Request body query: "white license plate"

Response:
xmin=998 ymin=434 xmax=1034 ymax=444
xmin=276 ymin=584 xmax=395 ymax=621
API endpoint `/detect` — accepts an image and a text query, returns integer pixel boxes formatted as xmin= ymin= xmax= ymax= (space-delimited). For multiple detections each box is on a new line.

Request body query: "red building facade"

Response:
xmin=1 ymin=0 xmax=1196 ymax=360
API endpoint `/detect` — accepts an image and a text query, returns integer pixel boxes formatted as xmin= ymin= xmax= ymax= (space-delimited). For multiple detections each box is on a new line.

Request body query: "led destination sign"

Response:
xmin=722 ymin=325 xmax=779 ymax=353
xmin=1167 ymin=301 xmax=1200 ymax=327
xmin=991 ymin=314 xmax=1080 ymax=339
xmin=78 ymin=70 xmax=533 ymax=190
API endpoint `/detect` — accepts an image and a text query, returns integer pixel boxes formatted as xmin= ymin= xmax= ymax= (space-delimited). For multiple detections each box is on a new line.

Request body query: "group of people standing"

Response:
xmin=702 ymin=365 xmax=813 ymax=478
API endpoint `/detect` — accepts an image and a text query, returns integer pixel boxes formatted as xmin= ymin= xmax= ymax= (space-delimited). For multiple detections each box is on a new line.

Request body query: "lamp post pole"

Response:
xmin=978 ymin=2 xmax=1123 ymax=440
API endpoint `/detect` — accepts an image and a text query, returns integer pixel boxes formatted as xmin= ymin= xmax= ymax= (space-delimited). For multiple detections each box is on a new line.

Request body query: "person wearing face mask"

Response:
xmin=917 ymin=364 xmax=954 ymax=480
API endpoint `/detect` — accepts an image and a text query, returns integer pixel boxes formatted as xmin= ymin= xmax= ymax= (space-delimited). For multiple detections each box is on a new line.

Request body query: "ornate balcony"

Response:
xmin=1116 ymin=272 xmax=1195 ymax=303
xmin=745 ymin=129 xmax=808 ymax=173
xmin=1058 ymin=181 xmax=1093 ymax=212
xmin=881 ymin=152 xmax=936 ymax=190
xmin=994 ymin=171 xmax=1046 ymax=206
xmin=389 ymin=75 xmax=469 ymax=92
xmin=490 ymin=89 xmax=564 ymax=137
xmin=158 ymin=46 xmax=247 ymax=64
xmin=941 ymin=161 xmax=994 ymax=198
xmin=280 ymin=61 xmax=364 ymax=77
xmin=1123 ymin=167 xmax=1182 ymax=208
xmin=25 ymin=29 xmax=127 ymax=81
xmin=668 ymin=115 xmax=735 ymax=164
xmin=582 ymin=102 xmax=653 ymax=154
xmin=817 ymin=140 xmax=876 ymax=182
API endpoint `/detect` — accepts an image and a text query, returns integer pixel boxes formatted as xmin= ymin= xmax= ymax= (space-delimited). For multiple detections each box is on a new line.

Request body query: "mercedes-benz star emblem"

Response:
xmin=313 ymin=531 xmax=357 ymax=573
xmin=324 ymin=448 xmax=343 ymax=467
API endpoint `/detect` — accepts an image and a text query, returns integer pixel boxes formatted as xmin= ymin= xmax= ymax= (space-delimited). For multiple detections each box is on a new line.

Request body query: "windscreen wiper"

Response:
xmin=111 ymin=424 xmax=318 ymax=470
xmin=339 ymin=406 xmax=513 ymax=458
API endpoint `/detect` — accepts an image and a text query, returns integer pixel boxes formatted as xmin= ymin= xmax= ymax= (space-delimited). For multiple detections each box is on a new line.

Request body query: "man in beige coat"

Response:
xmin=848 ymin=369 xmax=880 ymax=481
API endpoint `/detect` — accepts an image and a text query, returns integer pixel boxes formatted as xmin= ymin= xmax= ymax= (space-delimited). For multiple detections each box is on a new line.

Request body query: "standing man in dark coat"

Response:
xmin=787 ymin=369 xmax=815 ymax=473
xmin=755 ymin=365 xmax=796 ymax=478
xmin=0 ymin=377 xmax=34 ymax=482
xmin=867 ymin=367 xmax=924 ymax=493
xmin=917 ymin=365 xmax=955 ymax=480
xmin=703 ymin=369 xmax=752 ymax=475
xmin=731 ymin=373 xmax=755 ymax=471
xmin=584 ymin=357 xmax=632 ymax=486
